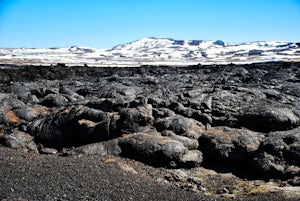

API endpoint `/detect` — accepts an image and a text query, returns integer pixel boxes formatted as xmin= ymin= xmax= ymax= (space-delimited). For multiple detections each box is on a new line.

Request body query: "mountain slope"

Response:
xmin=0 ymin=38 xmax=299 ymax=66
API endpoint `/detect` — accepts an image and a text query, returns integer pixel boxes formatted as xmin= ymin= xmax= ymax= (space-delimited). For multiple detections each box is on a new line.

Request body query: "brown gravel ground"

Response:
xmin=0 ymin=146 xmax=298 ymax=201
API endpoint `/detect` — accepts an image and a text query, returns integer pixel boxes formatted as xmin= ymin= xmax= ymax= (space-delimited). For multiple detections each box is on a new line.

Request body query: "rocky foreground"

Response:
xmin=0 ymin=62 xmax=300 ymax=200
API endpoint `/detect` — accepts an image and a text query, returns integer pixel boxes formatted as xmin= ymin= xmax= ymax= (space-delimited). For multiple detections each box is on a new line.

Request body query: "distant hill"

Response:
xmin=1 ymin=37 xmax=299 ymax=66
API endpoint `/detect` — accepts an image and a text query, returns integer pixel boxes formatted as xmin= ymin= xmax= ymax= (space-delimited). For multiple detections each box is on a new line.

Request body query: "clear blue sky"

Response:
xmin=0 ymin=0 xmax=300 ymax=48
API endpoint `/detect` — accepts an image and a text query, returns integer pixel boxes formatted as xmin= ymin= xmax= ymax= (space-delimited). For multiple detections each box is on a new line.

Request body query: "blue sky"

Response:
xmin=0 ymin=0 xmax=299 ymax=48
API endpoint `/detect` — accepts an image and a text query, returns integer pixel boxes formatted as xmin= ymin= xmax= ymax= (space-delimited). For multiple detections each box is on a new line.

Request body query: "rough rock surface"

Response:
xmin=0 ymin=130 xmax=38 ymax=153
xmin=118 ymin=133 xmax=203 ymax=168
xmin=0 ymin=62 xmax=300 ymax=188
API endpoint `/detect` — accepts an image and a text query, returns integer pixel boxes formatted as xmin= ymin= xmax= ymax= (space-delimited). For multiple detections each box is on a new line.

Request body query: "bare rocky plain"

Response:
xmin=0 ymin=62 xmax=300 ymax=200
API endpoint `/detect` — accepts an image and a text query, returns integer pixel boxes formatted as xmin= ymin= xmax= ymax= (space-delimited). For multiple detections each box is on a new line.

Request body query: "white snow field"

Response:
xmin=1 ymin=37 xmax=299 ymax=66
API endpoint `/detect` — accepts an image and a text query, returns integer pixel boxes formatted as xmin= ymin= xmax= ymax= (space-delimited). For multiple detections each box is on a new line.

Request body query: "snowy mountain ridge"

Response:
xmin=0 ymin=37 xmax=300 ymax=66
xmin=112 ymin=37 xmax=229 ymax=51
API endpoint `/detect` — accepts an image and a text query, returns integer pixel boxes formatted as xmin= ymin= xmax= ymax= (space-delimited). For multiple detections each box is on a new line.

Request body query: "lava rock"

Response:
xmin=251 ymin=127 xmax=300 ymax=179
xmin=0 ymin=95 xmax=25 ymax=110
xmin=29 ymin=106 xmax=117 ymax=148
xmin=198 ymin=127 xmax=263 ymax=162
xmin=0 ymin=62 xmax=300 ymax=181
xmin=162 ymin=130 xmax=199 ymax=150
xmin=118 ymin=133 xmax=202 ymax=168
xmin=0 ymin=130 xmax=38 ymax=152
xmin=0 ymin=109 xmax=21 ymax=126
xmin=74 ymin=139 xmax=121 ymax=156
xmin=152 ymin=108 xmax=176 ymax=118
xmin=239 ymin=106 xmax=299 ymax=132
xmin=40 ymin=94 xmax=68 ymax=107
xmin=155 ymin=115 xmax=206 ymax=139
xmin=117 ymin=104 xmax=154 ymax=134
xmin=59 ymin=86 xmax=84 ymax=102
xmin=13 ymin=105 xmax=50 ymax=121
xmin=180 ymin=150 xmax=203 ymax=168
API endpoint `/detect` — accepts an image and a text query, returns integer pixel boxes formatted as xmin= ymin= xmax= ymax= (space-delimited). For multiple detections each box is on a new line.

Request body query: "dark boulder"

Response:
xmin=40 ymin=94 xmax=68 ymax=107
xmin=13 ymin=105 xmax=50 ymax=121
xmin=282 ymin=83 xmax=300 ymax=97
xmin=31 ymin=87 xmax=59 ymax=98
xmin=74 ymin=139 xmax=121 ymax=156
xmin=0 ymin=130 xmax=38 ymax=152
xmin=29 ymin=106 xmax=117 ymax=148
xmin=118 ymin=133 xmax=202 ymax=168
xmin=0 ymin=95 xmax=25 ymax=110
xmin=152 ymin=108 xmax=175 ymax=119
xmin=198 ymin=127 xmax=263 ymax=162
xmin=251 ymin=128 xmax=300 ymax=179
xmin=239 ymin=106 xmax=299 ymax=132
xmin=251 ymin=152 xmax=299 ymax=179
xmin=116 ymin=104 xmax=154 ymax=134
xmin=0 ymin=109 xmax=21 ymax=126
xmin=155 ymin=115 xmax=206 ymax=139
xmin=162 ymin=130 xmax=199 ymax=150
xmin=59 ymin=86 xmax=84 ymax=102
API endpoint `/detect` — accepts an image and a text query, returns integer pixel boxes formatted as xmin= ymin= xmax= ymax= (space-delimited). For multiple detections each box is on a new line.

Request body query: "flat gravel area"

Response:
xmin=0 ymin=147 xmax=206 ymax=201
xmin=0 ymin=147 xmax=295 ymax=201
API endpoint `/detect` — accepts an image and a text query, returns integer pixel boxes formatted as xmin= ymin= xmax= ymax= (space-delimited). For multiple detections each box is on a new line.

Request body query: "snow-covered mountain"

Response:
xmin=1 ymin=37 xmax=300 ymax=66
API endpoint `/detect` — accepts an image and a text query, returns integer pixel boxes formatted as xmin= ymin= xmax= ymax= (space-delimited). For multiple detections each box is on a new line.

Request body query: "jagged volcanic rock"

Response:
xmin=0 ymin=62 xmax=299 ymax=181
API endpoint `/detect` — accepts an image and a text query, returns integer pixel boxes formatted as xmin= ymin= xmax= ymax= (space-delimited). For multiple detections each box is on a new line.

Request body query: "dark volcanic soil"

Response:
xmin=0 ymin=62 xmax=300 ymax=200
xmin=0 ymin=147 xmax=203 ymax=201
xmin=0 ymin=146 xmax=294 ymax=201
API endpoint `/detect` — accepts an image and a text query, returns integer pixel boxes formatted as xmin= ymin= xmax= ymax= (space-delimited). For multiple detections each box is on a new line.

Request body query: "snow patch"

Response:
xmin=0 ymin=38 xmax=299 ymax=66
